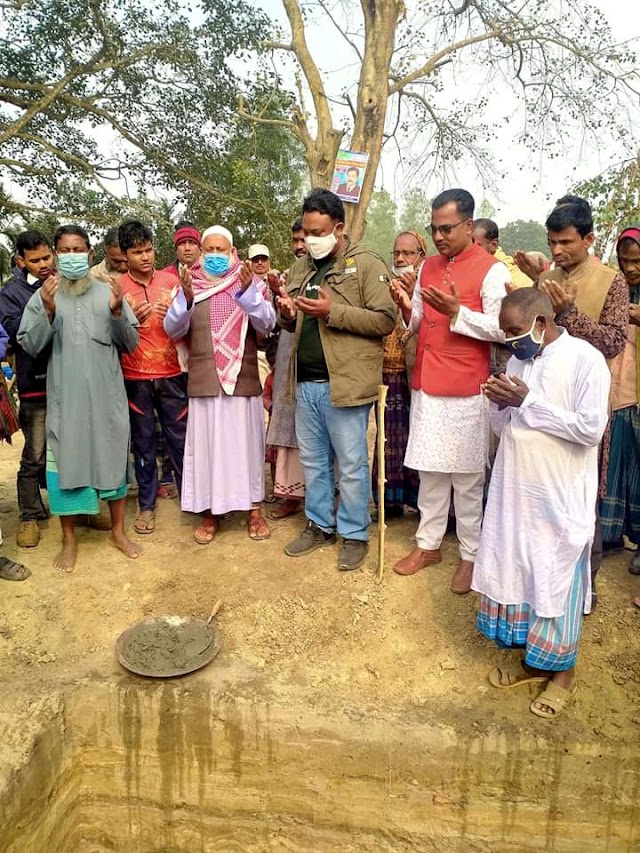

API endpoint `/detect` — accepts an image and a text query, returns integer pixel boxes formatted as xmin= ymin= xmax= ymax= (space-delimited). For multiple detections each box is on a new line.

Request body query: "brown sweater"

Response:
xmin=187 ymin=300 xmax=261 ymax=398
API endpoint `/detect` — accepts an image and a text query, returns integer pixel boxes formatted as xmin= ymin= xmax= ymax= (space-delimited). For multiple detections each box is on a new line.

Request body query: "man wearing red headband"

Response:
xmin=162 ymin=220 xmax=202 ymax=279
xmin=601 ymin=226 xmax=640 ymax=591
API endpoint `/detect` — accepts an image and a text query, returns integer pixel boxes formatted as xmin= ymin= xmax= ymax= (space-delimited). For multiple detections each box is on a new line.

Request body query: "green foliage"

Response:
xmin=0 ymin=0 xmax=305 ymax=266
xmin=477 ymin=199 xmax=496 ymax=220
xmin=361 ymin=190 xmax=398 ymax=260
xmin=398 ymin=189 xmax=435 ymax=253
xmin=573 ymin=157 xmax=640 ymax=257
xmin=183 ymin=79 xmax=307 ymax=269
xmin=500 ymin=220 xmax=549 ymax=257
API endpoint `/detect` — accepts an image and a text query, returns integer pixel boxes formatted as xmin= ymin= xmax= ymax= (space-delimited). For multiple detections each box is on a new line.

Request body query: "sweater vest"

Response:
xmin=187 ymin=299 xmax=261 ymax=398
xmin=412 ymin=243 xmax=496 ymax=398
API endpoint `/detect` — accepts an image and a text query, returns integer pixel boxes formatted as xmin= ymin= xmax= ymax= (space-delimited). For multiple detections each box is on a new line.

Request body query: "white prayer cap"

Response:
xmin=202 ymin=225 xmax=234 ymax=246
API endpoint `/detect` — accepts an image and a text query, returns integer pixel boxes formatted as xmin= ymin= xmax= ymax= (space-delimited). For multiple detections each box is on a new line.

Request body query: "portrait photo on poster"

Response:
xmin=330 ymin=150 xmax=369 ymax=204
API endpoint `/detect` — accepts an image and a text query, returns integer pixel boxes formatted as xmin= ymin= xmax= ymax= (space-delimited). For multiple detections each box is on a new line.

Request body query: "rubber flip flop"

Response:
xmin=0 ymin=557 xmax=31 ymax=581
xmin=530 ymin=681 xmax=577 ymax=719
xmin=248 ymin=515 xmax=271 ymax=541
xmin=488 ymin=664 xmax=549 ymax=689
xmin=194 ymin=518 xmax=218 ymax=545
xmin=134 ymin=511 xmax=156 ymax=535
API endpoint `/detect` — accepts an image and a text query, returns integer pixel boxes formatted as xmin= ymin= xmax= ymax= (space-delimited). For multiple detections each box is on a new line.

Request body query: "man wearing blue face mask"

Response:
xmin=164 ymin=224 xmax=276 ymax=545
xmin=473 ymin=287 xmax=610 ymax=720
xmin=18 ymin=224 xmax=140 ymax=573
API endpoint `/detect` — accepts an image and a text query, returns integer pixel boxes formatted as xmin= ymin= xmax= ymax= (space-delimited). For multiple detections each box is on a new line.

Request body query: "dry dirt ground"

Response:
xmin=0 ymin=433 xmax=639 ymax=781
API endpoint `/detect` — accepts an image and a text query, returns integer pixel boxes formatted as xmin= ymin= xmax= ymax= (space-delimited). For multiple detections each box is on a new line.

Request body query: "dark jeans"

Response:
xmin=125 ymin=375 xmax=188 ymax=511
xmin=17 ymin=396 xmax=48 ymax=521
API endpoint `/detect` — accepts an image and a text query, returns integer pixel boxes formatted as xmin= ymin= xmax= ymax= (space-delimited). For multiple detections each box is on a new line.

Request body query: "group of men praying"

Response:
xmin=1 ymin=185 xmax=639 ymax=723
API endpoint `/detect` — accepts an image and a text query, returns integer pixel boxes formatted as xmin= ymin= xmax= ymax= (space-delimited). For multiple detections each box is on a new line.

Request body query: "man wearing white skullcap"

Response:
xmin=164 ymin=224 xmax=276 ymax=543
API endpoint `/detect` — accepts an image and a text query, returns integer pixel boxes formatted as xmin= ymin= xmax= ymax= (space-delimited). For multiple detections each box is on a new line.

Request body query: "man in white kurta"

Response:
xmin=473 ymin=287 xmax=610 ymax=719
xmin=391 ymin=189 xmax=510 ymax=594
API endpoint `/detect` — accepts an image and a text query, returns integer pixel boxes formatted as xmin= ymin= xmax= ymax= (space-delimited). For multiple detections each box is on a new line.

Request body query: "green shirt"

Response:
xmin=296 ymin=256 xmax=335 ymax=382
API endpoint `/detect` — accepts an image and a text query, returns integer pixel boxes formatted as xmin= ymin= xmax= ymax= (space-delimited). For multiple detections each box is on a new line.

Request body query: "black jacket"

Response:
xmin=0 ymin=269 xmax=49 ymax=398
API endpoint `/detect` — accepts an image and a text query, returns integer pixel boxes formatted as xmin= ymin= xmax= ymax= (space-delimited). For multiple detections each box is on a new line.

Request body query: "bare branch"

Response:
xmin=389 ymin=29 xmax=501 ymax=95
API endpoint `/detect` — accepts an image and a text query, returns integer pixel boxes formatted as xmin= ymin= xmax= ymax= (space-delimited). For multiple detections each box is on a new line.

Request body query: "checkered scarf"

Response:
xmin=188 ymin=255 xmax=266 ymax=395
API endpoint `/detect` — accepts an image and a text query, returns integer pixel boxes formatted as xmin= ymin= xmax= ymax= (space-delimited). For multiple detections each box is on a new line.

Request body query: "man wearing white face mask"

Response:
xmin=371 ymin=231 xmax=427 ymax=519
xmin=277 ymin=188 xmax=397 ymax=571
xmin=473 ymin=287 xmax=610 ymax=720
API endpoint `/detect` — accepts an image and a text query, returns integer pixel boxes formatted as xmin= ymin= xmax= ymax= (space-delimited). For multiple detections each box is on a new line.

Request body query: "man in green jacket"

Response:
xmin=277 ymin=188 xmax=397 ymax=570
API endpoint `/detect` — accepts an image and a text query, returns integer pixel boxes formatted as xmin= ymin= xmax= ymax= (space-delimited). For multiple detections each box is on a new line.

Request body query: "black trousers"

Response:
xmin=17 ymin=396 xmax=48 ymax=521
xmin=125 ymin=376 xmax=188 ymax=511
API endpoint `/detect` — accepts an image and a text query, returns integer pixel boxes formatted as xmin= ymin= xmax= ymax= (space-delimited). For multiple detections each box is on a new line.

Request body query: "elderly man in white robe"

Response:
xmin=473 ymin=288 xmax=610 ymax=720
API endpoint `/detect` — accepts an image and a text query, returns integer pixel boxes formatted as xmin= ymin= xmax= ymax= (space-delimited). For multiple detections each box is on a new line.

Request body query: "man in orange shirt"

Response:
xmin=118 ymin=220 xmax=188 ymax=534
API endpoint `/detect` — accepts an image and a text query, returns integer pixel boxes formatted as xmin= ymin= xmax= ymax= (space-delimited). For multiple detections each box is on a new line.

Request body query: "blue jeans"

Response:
xmin=296 ymin=381 xmax=371 ymax=541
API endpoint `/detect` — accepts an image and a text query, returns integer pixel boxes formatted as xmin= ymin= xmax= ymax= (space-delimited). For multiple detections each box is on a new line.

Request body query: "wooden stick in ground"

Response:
xmin=376 ymin=384 xmax=388 ymax=582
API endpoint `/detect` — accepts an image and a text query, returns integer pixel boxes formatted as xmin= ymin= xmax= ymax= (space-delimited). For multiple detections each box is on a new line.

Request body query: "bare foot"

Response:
xmin=54 ymin=540 xmax=78 ymax=573
xmin=110 ymin=531 xmax=143 ymax=559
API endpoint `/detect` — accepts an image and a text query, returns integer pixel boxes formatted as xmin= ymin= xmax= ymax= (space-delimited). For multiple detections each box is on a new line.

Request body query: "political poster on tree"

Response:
xmin=330 ymin=150 xmax=369 ymax=204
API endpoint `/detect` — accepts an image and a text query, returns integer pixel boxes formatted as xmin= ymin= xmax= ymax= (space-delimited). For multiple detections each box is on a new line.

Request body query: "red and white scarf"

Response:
xmin=188 ymin=255 xmax=265 ymax=395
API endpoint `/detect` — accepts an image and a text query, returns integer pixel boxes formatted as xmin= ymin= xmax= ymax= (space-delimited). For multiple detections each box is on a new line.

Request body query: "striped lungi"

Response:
xmin=476 ymin=550 xmax=587 ymax=672
xmin=600 ymin=405 xmax=640 ymax=545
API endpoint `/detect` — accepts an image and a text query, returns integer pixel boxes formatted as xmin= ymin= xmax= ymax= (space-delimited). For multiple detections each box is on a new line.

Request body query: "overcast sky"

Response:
xmin=257 ymin=0 xmax=640 ymax=226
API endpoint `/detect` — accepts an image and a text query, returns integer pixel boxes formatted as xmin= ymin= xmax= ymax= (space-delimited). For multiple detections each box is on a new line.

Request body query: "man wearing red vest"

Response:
xmin=392 ymin=188 xmax=510 ymax=594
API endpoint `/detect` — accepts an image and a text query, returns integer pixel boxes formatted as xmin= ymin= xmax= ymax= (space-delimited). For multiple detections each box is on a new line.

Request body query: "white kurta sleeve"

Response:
xmin=235 ymin=278 xmax=276 ymax=335
xmin=517 ymin=353 xmax=611 ymax=447
xmin=407 ymin=278 xmax=424 ymax=333
xmin=450 ymin=262 xmax=510 ymax=343
xmin=164 ymin=289 xmax=194 ymax=340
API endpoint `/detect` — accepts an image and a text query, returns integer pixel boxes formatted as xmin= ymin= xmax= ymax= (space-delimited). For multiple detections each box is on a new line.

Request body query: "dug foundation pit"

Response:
xmin=0 ymin=440 xmax=639 ymax=851
xmin=2 ymin=678 xmax=640 ymax=852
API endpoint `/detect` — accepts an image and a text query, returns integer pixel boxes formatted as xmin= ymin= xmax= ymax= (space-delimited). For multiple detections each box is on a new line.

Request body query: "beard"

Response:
xmin=57 ymin=274 xmax=92 ymax=297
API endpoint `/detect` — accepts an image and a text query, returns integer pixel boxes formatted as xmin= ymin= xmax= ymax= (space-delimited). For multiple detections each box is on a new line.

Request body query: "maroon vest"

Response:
xmin=187 ymin=300 xmax=261 ymax=398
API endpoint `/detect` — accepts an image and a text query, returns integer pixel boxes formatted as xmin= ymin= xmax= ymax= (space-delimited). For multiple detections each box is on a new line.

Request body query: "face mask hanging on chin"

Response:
xmin=392 ymin=264 xmax=414 ymax=277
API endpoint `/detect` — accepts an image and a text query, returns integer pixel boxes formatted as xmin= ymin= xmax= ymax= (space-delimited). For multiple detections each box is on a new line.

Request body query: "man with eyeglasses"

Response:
xmin=371 ymin=231 xmax=427 ymax=519
xmin=391 ymin=188 xmax=510 ymax=594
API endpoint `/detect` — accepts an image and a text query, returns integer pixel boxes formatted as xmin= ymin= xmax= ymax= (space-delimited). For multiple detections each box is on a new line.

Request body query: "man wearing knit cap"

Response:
xmin=162 ymin=220 xmax=202 ymax=279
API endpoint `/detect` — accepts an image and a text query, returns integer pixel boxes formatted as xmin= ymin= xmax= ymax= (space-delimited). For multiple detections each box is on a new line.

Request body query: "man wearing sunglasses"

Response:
xmin=391 ymin=188 xmax=510 ymax=594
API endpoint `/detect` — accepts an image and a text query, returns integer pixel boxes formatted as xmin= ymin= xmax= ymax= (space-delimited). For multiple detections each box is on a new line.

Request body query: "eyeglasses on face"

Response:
xmin=428 ymin=219 xmax=468 ymax=237
xmin=391 ymin=249 xmax=421 ymax=260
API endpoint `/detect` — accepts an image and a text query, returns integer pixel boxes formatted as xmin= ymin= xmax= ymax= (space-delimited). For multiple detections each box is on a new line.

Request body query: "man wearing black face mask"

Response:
xmin=473 ymin=287 xmax=610 ymax=721
xmin=276 ymin=189 xmax=397 ymax=571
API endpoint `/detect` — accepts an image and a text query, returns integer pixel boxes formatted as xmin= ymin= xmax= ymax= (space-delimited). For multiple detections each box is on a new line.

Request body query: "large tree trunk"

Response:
xmin=346 ymin=1 xmax=404 ymax=243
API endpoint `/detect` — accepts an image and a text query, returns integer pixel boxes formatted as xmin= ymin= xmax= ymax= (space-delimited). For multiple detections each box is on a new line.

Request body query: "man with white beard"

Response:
xmin=18 ymin=224 xmax=140 ymax=573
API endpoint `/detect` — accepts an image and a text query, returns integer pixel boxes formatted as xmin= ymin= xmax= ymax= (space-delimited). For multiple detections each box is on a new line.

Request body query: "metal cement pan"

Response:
xmin=116 ymin=602 xmax=222 ymax=678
